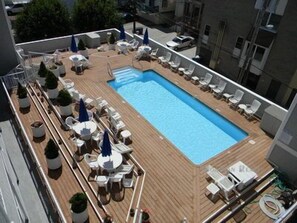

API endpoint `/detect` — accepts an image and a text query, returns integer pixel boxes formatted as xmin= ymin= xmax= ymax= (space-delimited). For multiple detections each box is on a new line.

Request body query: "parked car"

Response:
xmin=5 ymin=2 xmax=28 ymax=16
xmin=166 ymin=35 xmax=195 ymax=51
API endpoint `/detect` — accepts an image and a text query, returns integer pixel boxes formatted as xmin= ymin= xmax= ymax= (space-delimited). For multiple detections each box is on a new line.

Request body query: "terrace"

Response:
xmin=1 ymin=28 xmax=286 ymax=222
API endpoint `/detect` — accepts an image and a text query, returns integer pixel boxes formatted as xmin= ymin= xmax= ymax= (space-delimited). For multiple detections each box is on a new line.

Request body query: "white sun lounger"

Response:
xmin=112 ymin=143 xmax=133 ymax=154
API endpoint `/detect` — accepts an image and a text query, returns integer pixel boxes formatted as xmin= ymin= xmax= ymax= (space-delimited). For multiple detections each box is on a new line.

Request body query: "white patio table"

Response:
xmin=228 ymin=161 xmax=258 ymax=190
xmin=72 ymin=120 xmax=97 ymax=140
xmin=138 ymin=45 xmax=151 ymax=53
xmin=97 ymin=150 xmax=123 ymax=172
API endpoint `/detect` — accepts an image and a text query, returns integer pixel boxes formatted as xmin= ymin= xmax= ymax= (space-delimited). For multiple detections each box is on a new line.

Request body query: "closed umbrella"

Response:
xmin=70 ymin=35 xmax=78 ymax=53
xmin=78 ymin=99 xmax=89 ymax=122
xmin=101 ymin=130 xmax=112 ymax=157
xmin=143 ymin=28 xmax=149 ymax=45
xmin=119 ymin=25 xmax=126 ymax=41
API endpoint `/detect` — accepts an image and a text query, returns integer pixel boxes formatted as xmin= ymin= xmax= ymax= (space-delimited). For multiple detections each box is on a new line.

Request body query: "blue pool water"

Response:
xmin=109 ymin=67 xmax=247 ymax=164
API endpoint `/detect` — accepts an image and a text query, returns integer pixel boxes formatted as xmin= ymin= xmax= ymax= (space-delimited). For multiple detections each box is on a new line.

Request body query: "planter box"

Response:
xmin=59 ymin=104 xmax=72 ymax=117
xmin=46 ymin=154 xmax=62 ymax=170
xmin=31 ymin=121 xmax=45 ymax=138
xmin=71 ymin=208 xmax=88 ymax=223
xmin=47 ymin=88 xmax=59 ymax=99
xmin=18 ymin=97 xmax=30 ymax=108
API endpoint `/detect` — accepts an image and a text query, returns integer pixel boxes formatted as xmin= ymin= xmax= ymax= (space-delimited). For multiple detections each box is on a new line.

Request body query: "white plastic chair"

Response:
xmin=59 ymin=77 xmax=74 ymax=89
xmin=229 ymin=89 xmax=244 ymax=108
xmin=112 ymin=143 xmax=133 ymax=154
xmin=65 ymin=116 xmax=79 ymax=136
xmin=72 ymin=137 xmax=86 ymax=154
xmin=130 ymin=40 xmax=139 ymax=51
xmin=169 ymin=57 xmax=181 ymax=71
xmin=159 ymin=52 xmax=172 ymax=66
xmin=92 ymin=130 xmax=103 ymax=145
xmin=183 ymin=64 xmax=195 ymax=79
xmin=95 ymin=175 xmax=109 ymax=191
xmin=72 ymin=91 xmax=85 ymax=103
xmin=96 ymin=97 xmax=108 ymax=114
xmin=122 ymin=175 xmax=134 ymax=188
xmin=109 ymin=173 xmax=123 ymax=189
xmin=84 ymin=153 xmax=100 ymax=175
xmin=150 ymin=48 xmax=159 ymax=60
xmin=243 ymin=99 xmax=261 ymax=120
xmin=199 ymin=73 xmax=213 ymax=90
xmin=212 ymin=80 xmax=227 ymax=98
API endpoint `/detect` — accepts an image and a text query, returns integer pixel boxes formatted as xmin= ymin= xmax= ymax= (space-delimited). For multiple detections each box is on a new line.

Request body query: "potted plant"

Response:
xmin=142 ymin=209 xmax=150 ymax=223
xmin=57 ymin=89 xmax=73 ymax=116
xmin=108 ymin=33 xmax=116 ymax=50
xmin=31 ymin=120 xmax=45 ymax=138
xmin=69 ymin=192 xmax=88 ymax=223
xmin=55 ymin=60 xmax=66 ymax=76
xmin=48 ymin=64 xmax=60 ymax=78
xmin=17 ymin=82 xmax=30 ymax=108
xmin=44 ymin=139 xmax=62 ymax=170
xmin=45 ymin=71 xmax=59 ymax=99
xmin=103 ymin=215 xmax=113 ymax=223
xmin=78 ymin=39 xmax=89 ymax=59
xmin=38 ymin=61 xmax=47 ymax=86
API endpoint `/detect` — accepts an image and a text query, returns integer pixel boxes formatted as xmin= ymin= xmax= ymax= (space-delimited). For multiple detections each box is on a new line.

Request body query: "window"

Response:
xmin=149 ymin=0 xmax=154 ymax=7
xmin=202 ymin=25 xmax=210 ymax=44
xmin=246 ymin=72 xmax=260 ymax=90
xmin=232 ymin=37 xmax=244 ymax=58
xmin=204 ymin=25 xmax=210 ymax=36
xmin=235 ymin=37 xmax=244 ymax=49
xmin=162 ymin=0 xmax=168 ymax=8
xmin=254 ymin=46 xmax=265 ymax=61
xmin=261 ymin=12 xmax=281 ymax=30
xmin=266 ymin=79 xmax=281 ymax=100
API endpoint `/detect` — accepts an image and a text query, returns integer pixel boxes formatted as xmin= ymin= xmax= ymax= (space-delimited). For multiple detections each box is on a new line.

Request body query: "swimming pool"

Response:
xmin=109 ymin=67 xmax=247 ymax=164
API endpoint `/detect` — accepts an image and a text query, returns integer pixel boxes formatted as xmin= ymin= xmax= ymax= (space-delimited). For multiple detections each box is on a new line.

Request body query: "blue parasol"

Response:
xmin=78 ymin=99 xmax=89 ymax=122
xmin=101 ymin=130 xmax=112 ymax=157
xmin=143 ymin=28 xmax=149 ymax=45
xmin=119 ymin=25 xmax=126 ymax=41
xmin=70 ymin=35 xmax=78 ymax=53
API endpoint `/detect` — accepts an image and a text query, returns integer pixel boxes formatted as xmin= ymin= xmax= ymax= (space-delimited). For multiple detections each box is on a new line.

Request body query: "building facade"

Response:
xmin=187 ymin=0 xmax=297 ymax=108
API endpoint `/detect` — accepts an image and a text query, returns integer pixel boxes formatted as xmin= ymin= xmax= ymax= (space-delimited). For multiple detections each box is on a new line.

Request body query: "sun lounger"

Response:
xmin=229 ymin=89 xmax=244 ymax=108
xmin=112 ymin=143 xmax=133 ymax=154
xmin=206 ymin=165 xmax=225 ymax=183
xmin=199 ymin=73 xmax=213 ymax=90
xmin=212 ymin=80 xmax=227 ymax=98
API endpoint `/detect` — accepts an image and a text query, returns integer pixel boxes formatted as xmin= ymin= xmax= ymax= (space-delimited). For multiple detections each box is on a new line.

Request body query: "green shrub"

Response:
xmin=45 ymin=71 xmax=58 ymax=89
xmin=69 ymin=192 xmax=88 ymax=213
xmin=78 ymin=39 xmax=86 ymax=51
xmin=38 ymin=61 xmax=47 ymax=78
xmin=17 ymin=82 xmax=27 ymax=99
xmin=57 ymin=89 xmax=72 ymax=106
xmin=44 ymin=139 xmax=59 ymax=159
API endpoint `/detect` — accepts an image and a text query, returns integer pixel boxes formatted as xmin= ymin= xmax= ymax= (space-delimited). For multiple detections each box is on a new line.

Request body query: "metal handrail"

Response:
xmin=107 ymin=62 xmax=114 ymax=78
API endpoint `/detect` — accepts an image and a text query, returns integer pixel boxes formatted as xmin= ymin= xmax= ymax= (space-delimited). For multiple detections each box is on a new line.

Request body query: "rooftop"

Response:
xmin=2 ymin=38 xmax=279 ymax=222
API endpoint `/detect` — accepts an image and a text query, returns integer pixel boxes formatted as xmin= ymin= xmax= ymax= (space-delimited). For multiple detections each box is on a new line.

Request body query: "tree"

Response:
xmin=15 ymin=0 xmax=71 ymax=42
xmin=72 ymin=0 xmax=121 ymax=33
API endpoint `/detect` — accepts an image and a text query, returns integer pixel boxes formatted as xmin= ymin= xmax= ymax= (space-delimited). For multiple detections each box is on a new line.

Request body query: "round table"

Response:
xmin=72 ymin=121 xmax=97 ymax=140
xmin=138 ymin=45 xmax=151 ymax=53
xmin=238 ymin=104 xmax=247 ymax=114
xmin=97 ymin=150 xmax=123 ymax=172
xmin=178 ymin=68 xmax=185 ymax=75
xmin=69 ymin=54 xmax=85 ymax=62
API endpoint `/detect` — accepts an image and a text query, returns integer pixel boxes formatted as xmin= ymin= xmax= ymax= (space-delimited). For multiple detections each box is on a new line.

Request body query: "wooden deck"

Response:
xmin=9 ymin=47 xmax=275 ymax=222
